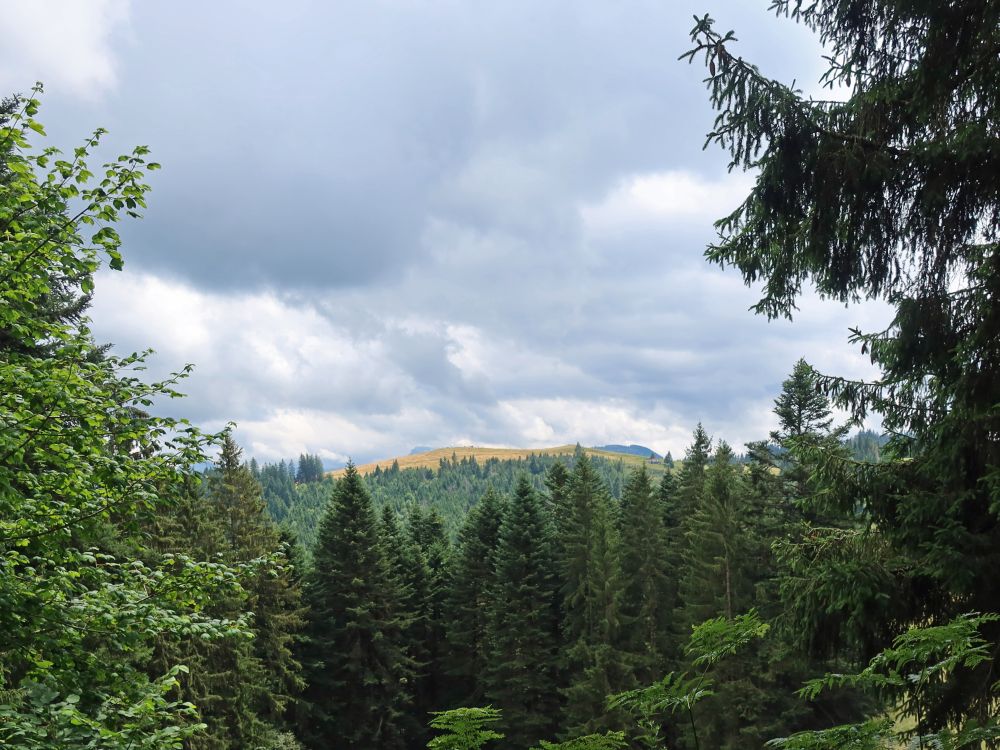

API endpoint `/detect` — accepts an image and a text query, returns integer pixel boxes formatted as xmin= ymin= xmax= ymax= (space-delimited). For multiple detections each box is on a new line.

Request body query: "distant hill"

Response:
xmin=330 ymin=444 xmax=666 ymax=479
xmin=269 ymin=447 xmax=673 ymax=551
xmin=595 ymin=444 xmax=661 ymax=459
xmin=409 ymin=446 xmax=433 ymax=455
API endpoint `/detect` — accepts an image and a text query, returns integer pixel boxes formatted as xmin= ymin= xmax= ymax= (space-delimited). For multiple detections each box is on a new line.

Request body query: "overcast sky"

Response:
xmin=4 ymin=0 xmax=890 ymax=465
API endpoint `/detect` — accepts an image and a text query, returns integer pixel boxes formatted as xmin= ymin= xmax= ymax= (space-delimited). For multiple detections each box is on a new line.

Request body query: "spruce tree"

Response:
xmin=559 ymin=454 xmax=603 ymax=645
xmin=674 ymin=424 xmax=711 ymax=520
xmin=300 ymin=463 xmax=412 ymax=749
xmin=485 ymin=477 xmax=561 ymax=748
xmin=544 ymin=461 xmax=572 ymax=540
xmin=685 ymin=2 xmax=1000 ymax=729
xmin=558 ymin=455 xmax=630 ymax=737
xmin=406 ymin=505 xmax=453 ymax=721
xmin=770 ymin=359 xmax=833 ymax=443
xmin=146 ymin=437 xmax=306 ymax=749
xmin=617 ymin=466 xmax=672 ymax=684
xmin=680 ymin=442 xmax=750 ymax=626
xmin=445 ymin=487 xmax=506 ymax=707
xmin=378 ymin=505 xmax=427 ymax=745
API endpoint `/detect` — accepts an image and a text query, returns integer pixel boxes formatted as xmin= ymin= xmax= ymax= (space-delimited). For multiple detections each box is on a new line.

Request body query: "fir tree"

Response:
xmin=485 ymin=477 xmax=561 ymax=748
xmin=544 ymin=461 xmax=572 ymax=539
xmin=300 ymin=463 xmax=412 ymax=749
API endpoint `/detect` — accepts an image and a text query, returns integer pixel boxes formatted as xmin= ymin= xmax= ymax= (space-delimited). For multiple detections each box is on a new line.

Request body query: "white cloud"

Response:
xmin=497 ymin=398 xmax=691 ymax=457
xmin=580 ymin=169 xmax=757 ymax=234
xmin=0 ymin=0 xmax=130 ymax=99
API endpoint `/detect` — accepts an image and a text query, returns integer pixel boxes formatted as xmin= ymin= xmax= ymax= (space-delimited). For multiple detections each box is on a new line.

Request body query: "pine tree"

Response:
xmin=485 ymin=477 xmax=561 ymax=748
xmin=300 ymin=463 xmax=412 ymax=749
xmin=445 ymin=487 xmax=506 ymax=707
xmin=685 ymin=2 xmax=1000 ymax=728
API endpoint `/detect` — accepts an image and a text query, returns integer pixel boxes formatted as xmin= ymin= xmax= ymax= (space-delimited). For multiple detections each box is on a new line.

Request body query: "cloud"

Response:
xmin=581 ymin=170 xmax=757 ymax=234
xmin=0 ymin=0 xmax=130 ymax=99
xmin=57 ymin=1 xmax=894 ymax=465
xmin=91 ymin=256 xmax=891 ymax=464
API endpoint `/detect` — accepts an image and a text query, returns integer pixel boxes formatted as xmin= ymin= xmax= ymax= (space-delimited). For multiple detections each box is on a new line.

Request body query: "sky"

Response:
xmin=3 ymin=0 xmax=890 ymax=465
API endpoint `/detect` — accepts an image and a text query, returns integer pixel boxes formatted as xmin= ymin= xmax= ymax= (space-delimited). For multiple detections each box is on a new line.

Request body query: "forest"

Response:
xmin=1 ymin=2 xmax=998 ymax=749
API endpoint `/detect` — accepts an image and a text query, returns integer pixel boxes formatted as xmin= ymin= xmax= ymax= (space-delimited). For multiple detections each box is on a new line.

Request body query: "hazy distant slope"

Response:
xmin=595 ymin=444 xmax=662 ymax=459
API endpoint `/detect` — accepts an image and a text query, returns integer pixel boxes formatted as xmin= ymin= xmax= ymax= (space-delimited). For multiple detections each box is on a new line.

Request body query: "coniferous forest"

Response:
xmin=2 ymin=3 xmax=999 ymax=749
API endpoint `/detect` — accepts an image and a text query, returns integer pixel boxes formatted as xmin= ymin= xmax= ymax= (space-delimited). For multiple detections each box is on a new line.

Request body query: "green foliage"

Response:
xmin=533 ymin=731 xmax=627 ymax=750
xmin=427 ymin=706 xmax=504 ymax=750
xmin=766 ymin=718 xmax=896 ymax=750
xmin=609 ymin=610 xmax=769 ymax=750
xmin=617 ymin=466 xmax=673 ymax=683
xmin=559 ymin=455 xmax=631 ymax=737
xmin=797 ymin=612 xmax=999 ymax=719
xmin=684 ymin=0 xmax=1000 ymax=730
xmin=485 ymin=476 xmax=561 ymax=748
xmin=406 ymin=504 xmax=454 ymax=733
xmin=294 ymin=454 xmax=324 ymax=484
xmin=680 ymin=442 xmax=753 ymax=626
xmin=771 ymin=360 xmax=834 ymax=442
xmin=265 ymin=452 xmax=643 ymax=550
xmin=300 ymin=463 xmax=413 ymax=749
xmin=147 ymin=436 xmax=306 ymax=749
xmin=770 ymin=613 xmax=1000 ymax=749
xmin=445 ymin=488 xmax=506 ymax=706
xmin=0 ymin=88 xmax=260 ymax=748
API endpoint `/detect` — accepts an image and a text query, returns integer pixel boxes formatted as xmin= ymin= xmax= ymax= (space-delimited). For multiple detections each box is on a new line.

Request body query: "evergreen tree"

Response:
xmin=149 ymin=437 xmax=307 ymax=749
xmin=559 ymin=455 xmax=604 ymax=645
xmin=485 ymin=477 xmax=561 ymax=748
xmin=300 ymin=463 xmax=412 ymax=749
xmin=544 ymin=461 xmax=572 ymax=540
xmin=617 ymin=466 xmax=672 ymax=684
xmin=406 ymin=505 xmax=453 ymax=721
xmin=445 ymin=487 xmax=506 ymax=707
xmin=558 ymin=455 xmax=630 ymax=737
xmin=685 ymin=2 xmax=1000 ymax=726
xmin=295 ymin=454 xmax=325 ymax=484
xmin=770 ymin=359 xmax=833 ymax=443
xmin=674 ymin=424 xmax=712 ymax=519
xmin=217 ymin=438 xmax=306 ymax=742
xmin=680 ymin=442 xmax=750 ymax=626
xmin=377 ymin=505 xmax=428 ymax=745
